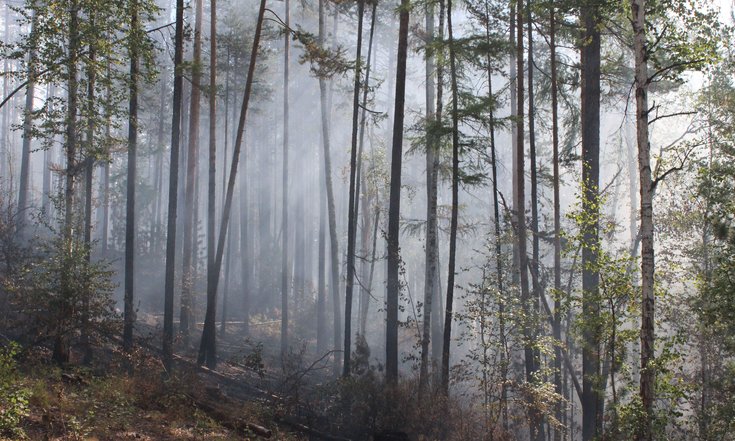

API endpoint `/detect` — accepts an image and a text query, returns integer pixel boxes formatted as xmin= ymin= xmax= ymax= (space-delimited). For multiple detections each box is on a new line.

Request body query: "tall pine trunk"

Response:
xmin=317 ymin=0 xmax=342 ymax=374
xmin=550 ymin=2 xmax=563 ymax=440
xmin=356 ymin=2 xmax=377 ymax=340
xmin=431 ymin=0 xmax=445 ymax=378
xmin=181 ymin=0 xmax=204 ymax=344
xmin=526 ymin=2 xmax=544 ymax=438
xmin=343 ymin=0 xmax=365 ymax=378
xmin=17 ymin=4 xmax=37 ymax=237
xmin=163 ymin=0 xmax=186 ymax=374
xmin=483 ymin=0 xmax=507 ymax=426
xmin=198 ymin=0 xmax=267 ymax=368
xmin=580 ymin=1 xmax=602 ymax=438
xmin=440 ymin=0 xmax=459 ymax=397
xmin=280 ymin=0 xmax=290 ymax=362
xmin=385 ymin=0 xmax=410 ymax=384
xmin=419 ymin=0 xmax=437 ymax=398
xmin=124 ymin=0 xmax=140 ymax=352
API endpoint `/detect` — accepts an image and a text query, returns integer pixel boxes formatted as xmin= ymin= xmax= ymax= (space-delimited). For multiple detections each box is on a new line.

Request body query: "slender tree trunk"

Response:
xmin=280 ymin=0 xmax=291 ymax=362
xmin=482 ymin=0 xmax=506 ymax=426
xmin=180 ymin=0 xmax=204 ymax=344
xmin=153 ymin=70 xmax=167 ymax=252
xmin=239 ymin=132 xmax=251 ymax=336
xmin=385 ymin=0 xmax=410 ymax=385
xmin=1 ymin=4 xmax=7 ymax=185
xmin=81 ymin=28 xmax=96 ymax=364
xmin=163 ymin=0 xmax=185 ymax=374
xmin=431 ymin=0 xmax=445 ymax=379
xmin=56 ymin=0 xmax=80 ymax=365
xmin=317 ymin=0 xmax=342 ymax=375
xmin=124 ymin=0 xmax=140 ymax=352
xmin=317 ymin=132 xmax=327 ymax=354
xmin=632 ymin=0 xmax=654 ymax=438
xmin=440 ymin=0 xmax=460 ymax=397
xmin=526 ymin=2 xmax=544 ymax=439
xmin=343 ymin=0 xmax=365 ymax=378
xmin=515 ymin=5 xmax=540 ymax=438
xmin=419 ymin=0 xmax=437 ymax=398
xmin=580 ymin=1 xmax=602 ymax=438
xmin=509 ymin=2 xmax=519 ymax=287
xmin=356 ymin=2 xmax=377 ymax=340
xmin=200 ymin=0 xmax=218 ymax=368
xmin=198 ymin=0 xmax=267 ymax=368
xmin=550 ymin=3 xmax=563 ymax=440
xmin=17 ymin=5 xmax=38 ymax=237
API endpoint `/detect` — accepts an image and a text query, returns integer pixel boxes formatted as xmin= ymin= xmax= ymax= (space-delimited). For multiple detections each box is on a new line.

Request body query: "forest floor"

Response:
xmin=2 ymin=342 xmax=305 ymax=441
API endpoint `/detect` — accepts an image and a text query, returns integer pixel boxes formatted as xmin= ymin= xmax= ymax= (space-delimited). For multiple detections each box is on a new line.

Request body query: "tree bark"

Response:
xmin=181 ymin=0 xmax=204 ymax=344
xmin=163 ymin=0 xmax=186 ymax=374
xmin=526 ymin=2 xmax=544 ymax=438
xmin=281 ymin=0 xmax=290 ymax=362
xmin=198 ymin=0 xmax=267 ymax=368
xmin=441 ymin=0 xmax=460 ymax=397
xmin=419 ymin=0 xmax=437 ymax=398
xmin=550 ymin=3 xmax=563 ymax=440
xmin=55 ymin=0 xmax=81 ymax=365
xmin=356 ymin=2 xmax=377 ymax=340
xmin=17 ymin=4 xmax=38 ymax=237
xmin=124 ymin=0 xmax=140 ymax=353
xmin=632 ymin=0 xmax=654 ymax=438
xmin=580 ymin=1 xmax=603 ymax=438
xmin=431 ymin=0 xmax=445 ymax=379
xmin=317 ymin=0 xmax=342 ymax=375
xmin=385 ymin=0 xmax=410 ymax=385
xmin=343 ymin=0 xmax=365 ymax=378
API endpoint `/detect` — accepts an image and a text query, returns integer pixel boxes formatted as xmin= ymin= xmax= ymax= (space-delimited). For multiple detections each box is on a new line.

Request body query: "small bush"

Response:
xmin=0 ymin=343 xmax=29 ymax=438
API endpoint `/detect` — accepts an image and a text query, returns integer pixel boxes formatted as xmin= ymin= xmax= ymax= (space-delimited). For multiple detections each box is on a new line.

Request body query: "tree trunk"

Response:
xmin=181 ymin=0 xmax=204 ymax=345
xmin=163 ymin=0 xmax=186 ymax=374
xmin=239 ymin=132 xmax=251 ymax=336
xmin=526 ymin=2 xmax=544 ymax=439
xmin=385 ymin=0 xmax=410 ymax=385
xmin=580 ymin=1 xmax=602 ymax=438
xmin=124 ymin=0 xmax=140 ymax=353
xmin=82 ymin=29 xmax=96 ymax=364
xmin=632 ymin=0 xmax=654 ymax=438
xmin=419 ymin=0 xmax=437 ymax=398
xmin=356 ymin=1 xmax=377 ymax=340
xmin=17 ymin=5 xmax=37 ymax=237
xmin=317 ymin=0 xmax=342 ymax=375
xmin=198 ymin=0 xmax=267 ymax=368
xmin=550 ymin=3 xmax=563 ymax=440
xmin=56 ymin=0 xmax=80 ymax=365
xmin=431 ymin=0 xmax=445 ymax=380
xmin=199 ymin=0 xmax=218 ymax=369
xmin=280 ymin=0 xmax=290 ymax=363
xmin=440 ymin=0 xmax=460 ymax=397
xmin=483 ymin=0 xmax=506 ymax=426
xmin=343 ymin=0 xmax=365 ymax=378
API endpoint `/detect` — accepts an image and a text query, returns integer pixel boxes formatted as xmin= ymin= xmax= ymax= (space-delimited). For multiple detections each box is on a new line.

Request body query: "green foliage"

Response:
xmin=0 ymin=343 xmax=29 ymax=438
